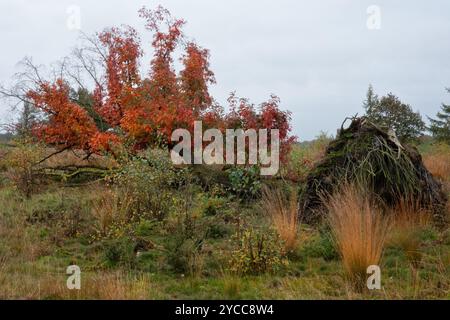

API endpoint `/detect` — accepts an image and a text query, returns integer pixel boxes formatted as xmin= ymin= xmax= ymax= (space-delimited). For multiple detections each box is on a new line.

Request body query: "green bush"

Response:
xmin=134 ymin=220 xmax=158 ymax=237
xmin=165 ymin=209 xmax=208 ymax=276
xmin=201 ymin=196 xmax=228 ymax=217
xmin=229 ymin=228 xmax=287 ymax=275
xmin=227 ymin=166 xmax=261 ymax=200
xmin=0 ymin=140 xmax=45 ymax=198
xmin=286 ymin=133 xmax=331 ymax=181
xmin=103 ymin=237 xmax=136 ymax=268
xmin=301 ymin=227 xmax=339 ymax=261
xmin=112 ymin=149 xmax=187 ymax=221
xmin=206 ymin=220 xmax=232 ymax=239
xmin=167 ymin=238 xmax=204 ymax=275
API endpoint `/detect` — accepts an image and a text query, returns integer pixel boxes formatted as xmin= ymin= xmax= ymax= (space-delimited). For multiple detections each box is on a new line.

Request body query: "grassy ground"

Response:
xmin=0 ymin=142 xmax=449 ymax=300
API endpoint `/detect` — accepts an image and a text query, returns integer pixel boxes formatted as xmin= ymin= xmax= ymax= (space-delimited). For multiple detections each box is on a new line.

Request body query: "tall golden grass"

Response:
xmin=424 ymin=153 xmax=450 ymax=182
xmin=423 ymin=144 xmax=450 ymax=191
xmin=262 ymin=187 xmax=299 ymax=253
xmin=325 ymin=185 xmax=390 ymax=290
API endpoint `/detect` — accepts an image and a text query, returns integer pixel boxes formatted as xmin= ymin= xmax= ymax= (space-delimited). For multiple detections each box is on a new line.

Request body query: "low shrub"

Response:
xmin=1 ymin=140 xmax=45 ymax=198
xmin=167 ymin=238 xmax=204 ymax=276
xmin=229 ymin=228 xmax=287 ymax=275
xmin=103 ymin=237 xmax=136 ymax=268
xmin=134 ymin=220 xmax=158 ymax=237
xmin=228 ymin=166 xmax=261 ymax=200
xmin=285 ymin=132 xmax=331 ymax=182
xmin=165 ymin=205 xmax=208 ymax=276
xmin=111 ymin=149 xmax=185 ymax=221
xmin=206 ymin=221 xmax=232 ymax=239
xmin=91 ymin=188 xmax=133 ymax=240
xmin=201 ymin=196 xmax=228 ymax=217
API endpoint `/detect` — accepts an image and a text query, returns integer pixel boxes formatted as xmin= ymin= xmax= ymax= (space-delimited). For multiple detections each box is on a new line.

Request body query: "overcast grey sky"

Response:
xmin=1 ymin=0 xmax=449 ymax=140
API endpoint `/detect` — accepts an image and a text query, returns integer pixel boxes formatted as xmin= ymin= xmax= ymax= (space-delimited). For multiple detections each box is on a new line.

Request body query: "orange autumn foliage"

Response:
xmin=96 ymin=26 xmax=142 ymax=127
xmin=27 ymin=6 xmax=296 ymax=160
xmin=27 ymin=79 xmax=98 ymax=151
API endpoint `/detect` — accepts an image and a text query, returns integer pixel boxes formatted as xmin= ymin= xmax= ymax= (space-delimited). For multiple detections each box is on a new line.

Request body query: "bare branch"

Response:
xmin=35 ymin=145 xmax=73 ymax=166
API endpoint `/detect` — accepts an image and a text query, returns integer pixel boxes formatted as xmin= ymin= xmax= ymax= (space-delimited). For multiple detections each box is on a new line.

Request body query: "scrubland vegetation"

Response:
xmin=0 ymin=137 xmax=448 ymax=300
xmin=0 ymin=6 xmax=449 ymax=300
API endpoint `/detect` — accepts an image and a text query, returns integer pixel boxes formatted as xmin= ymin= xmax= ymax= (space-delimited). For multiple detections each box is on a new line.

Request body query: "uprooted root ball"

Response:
xmin=299 ymin=117 xmax=447 ymax=226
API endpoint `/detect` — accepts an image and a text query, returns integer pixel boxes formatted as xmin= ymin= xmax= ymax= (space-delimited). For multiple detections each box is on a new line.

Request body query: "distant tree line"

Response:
xmin=363 ymin=85 xmax=450 ymax=144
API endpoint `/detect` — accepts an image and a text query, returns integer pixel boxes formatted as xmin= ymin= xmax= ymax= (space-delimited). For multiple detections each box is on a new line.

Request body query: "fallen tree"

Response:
xmin=299 ymin=117 xmax=448 ymax=227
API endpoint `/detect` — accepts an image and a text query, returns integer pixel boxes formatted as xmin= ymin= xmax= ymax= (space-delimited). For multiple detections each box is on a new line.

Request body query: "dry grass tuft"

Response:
xmin=388 ymin=198 xmax=432 ymax=267
xmin=0 ymin=271 xmax=151 ymax=300
xmin=423 ymin=144 xmax=450 ymax=189
xmin=220 ymin=272 xmax=242 ymax=299
xmin=262 ymin=187 xmax=300 ymax=253
xmin=325 ymin=184 xmax=390 ymax=290
xmin=424 ymin=153 xmax=450 ymax=182
xmin=76 ymin=272 xmax=151 ymax=300
xmin=91 ymin=187 xmax=132 ymax=238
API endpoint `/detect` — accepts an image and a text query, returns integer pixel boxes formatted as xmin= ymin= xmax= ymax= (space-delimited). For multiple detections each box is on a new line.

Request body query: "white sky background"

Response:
xmin=1 ymin=0 xmax=449 ymax=140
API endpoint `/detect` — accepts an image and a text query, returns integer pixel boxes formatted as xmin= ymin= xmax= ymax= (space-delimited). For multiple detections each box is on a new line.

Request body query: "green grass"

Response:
xmin=0 ymin=183 xmax=448 ymax=299
xmin=0 ymin=140 xmax=449 ymax=300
